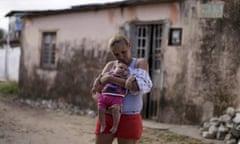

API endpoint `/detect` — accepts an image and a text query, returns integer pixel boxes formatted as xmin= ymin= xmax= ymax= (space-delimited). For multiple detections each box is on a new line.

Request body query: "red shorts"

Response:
xmin=95 ymin=114 xmax=143 ymax=139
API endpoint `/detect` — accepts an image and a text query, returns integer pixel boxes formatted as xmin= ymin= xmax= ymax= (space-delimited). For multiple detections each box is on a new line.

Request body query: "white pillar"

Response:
xmin=4 ymin=18 xmax=10 ymax=81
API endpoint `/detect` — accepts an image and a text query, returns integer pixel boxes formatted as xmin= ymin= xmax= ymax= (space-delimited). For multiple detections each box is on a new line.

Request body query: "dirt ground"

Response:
xmin=0 ymin=95 xmax=209 ymax=144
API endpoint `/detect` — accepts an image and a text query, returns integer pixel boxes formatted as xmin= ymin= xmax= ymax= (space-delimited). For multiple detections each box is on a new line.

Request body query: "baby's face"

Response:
xmin=114 ymin=63 xmax=129 ymax=76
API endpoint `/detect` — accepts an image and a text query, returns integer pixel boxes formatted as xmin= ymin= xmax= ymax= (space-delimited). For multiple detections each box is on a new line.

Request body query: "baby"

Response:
xmin=96 ymin=62 xmax=129 ymax=134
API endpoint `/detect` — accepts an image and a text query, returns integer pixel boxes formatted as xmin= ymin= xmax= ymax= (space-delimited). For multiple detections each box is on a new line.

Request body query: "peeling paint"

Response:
xmin=127 ymin=6 xmax=137 ymax=20
xmin=158 ymin=0 xmax=240 ymax=124
xmin=107 ymin=8 xmax=115 ymax=24
xmin=19 ymin=40 xmax=109 ymax=110
xmin=170 ymin=3 xmax=179 ymax=25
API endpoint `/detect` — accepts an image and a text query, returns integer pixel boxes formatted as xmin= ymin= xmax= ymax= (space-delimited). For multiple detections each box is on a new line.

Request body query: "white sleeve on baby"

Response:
xmin=131 ymin=68 xmax=152 ymax=94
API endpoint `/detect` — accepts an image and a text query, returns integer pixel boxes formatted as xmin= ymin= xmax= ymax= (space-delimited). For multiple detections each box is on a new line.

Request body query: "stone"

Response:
xmin=226 ymin=107 xmax=235 ymax=117
xmin=202 ymin=131 xmax=216 ymax=139
xmin=231 ymin=124 xmax=240 ymax=137
xmin=225 ymin=139 xmax=237 ymax=144
xmin=233 ymin=113 xmax=240 ymax=124
xmin=224 ymin=133 xmax=233 ymax=141
xmin=216 ymin=131 xmax=227 ymax=140
xmin=219 ymin=114 xmax=231 ymax=123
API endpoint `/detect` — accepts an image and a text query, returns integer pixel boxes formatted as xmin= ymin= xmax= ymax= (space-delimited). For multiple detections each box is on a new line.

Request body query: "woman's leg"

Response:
xmin=115 ymin=114 xmax=142 ymax=144
xmin=95 ymin=133 xmax=114 ymax=144
xmin=117 ymin=138 xmax=138 ymax=144
xmin=95 ymin=114 xmax=115 ymax=144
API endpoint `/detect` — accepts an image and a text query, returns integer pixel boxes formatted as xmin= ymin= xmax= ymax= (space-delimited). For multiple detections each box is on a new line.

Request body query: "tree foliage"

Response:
xmin=0 ymin=28 xmax=6 ymax=40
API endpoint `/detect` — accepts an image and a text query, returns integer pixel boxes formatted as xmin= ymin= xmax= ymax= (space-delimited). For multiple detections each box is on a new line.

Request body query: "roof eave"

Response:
xmin=5 ymin=0 xmax=181 ymax=17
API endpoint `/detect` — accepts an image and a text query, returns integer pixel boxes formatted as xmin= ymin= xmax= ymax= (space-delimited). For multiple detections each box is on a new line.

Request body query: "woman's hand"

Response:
xmin=91 ymin=75 xmax=103 ymax=94
xmin=107 ymin=104 xmax=122 ymax=113
xmin=125 ymin=76 xmax=135 ymax=90
xmin=99 ymin=73 xmax=111 ymax=85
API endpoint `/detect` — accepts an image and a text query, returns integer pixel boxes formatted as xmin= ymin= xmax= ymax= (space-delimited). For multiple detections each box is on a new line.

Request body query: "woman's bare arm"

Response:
xmin=125 ymin=58 xmax=149 ymax=91
xmin=100 ymin=72 xmax=126 ymax=88
xmin=99 ymin=58 xmax=151 ymax=92
xmin=136 ymin=58 xmax=149 ymax=72
xmin=91 ymin=61 xmax=115 ymax=93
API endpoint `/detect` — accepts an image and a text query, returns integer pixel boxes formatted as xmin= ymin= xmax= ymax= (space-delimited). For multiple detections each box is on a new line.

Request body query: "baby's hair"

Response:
xmin=108 ymin=35 xmax=129 ymax=49
xmin=113 ymin=62 xmax=126 ymax=68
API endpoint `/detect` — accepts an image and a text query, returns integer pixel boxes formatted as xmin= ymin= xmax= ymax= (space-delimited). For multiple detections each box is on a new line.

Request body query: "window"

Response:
xmin=41 ymin=32 xmax=56 ymax=68
xmin=168 ymin=28 xmax=182 ymax=46
xmin=136 ymin=25 xmax=148 ymax=58
xmin=135 ymin=24 xmax=162 ymax=70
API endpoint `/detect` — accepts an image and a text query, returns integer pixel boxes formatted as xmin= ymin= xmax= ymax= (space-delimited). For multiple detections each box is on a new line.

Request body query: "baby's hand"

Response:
xmin=125 ymin=76 xmax=135 ymax=89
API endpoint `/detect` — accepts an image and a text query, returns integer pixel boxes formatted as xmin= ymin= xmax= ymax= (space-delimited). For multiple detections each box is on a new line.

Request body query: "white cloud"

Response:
xmin=0 ymin=0 xmax=123 ymax=30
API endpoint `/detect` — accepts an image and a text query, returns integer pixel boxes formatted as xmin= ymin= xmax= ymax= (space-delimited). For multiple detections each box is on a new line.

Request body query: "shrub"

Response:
xmin=0 ymin=81 xmax=18 ymax=95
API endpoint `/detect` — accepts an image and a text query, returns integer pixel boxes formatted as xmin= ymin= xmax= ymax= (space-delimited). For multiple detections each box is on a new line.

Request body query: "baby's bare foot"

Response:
xmin=100 ymin=125 xmax=106 ymax=133
xmin=110 ymin=127 xmax=117 ymax=134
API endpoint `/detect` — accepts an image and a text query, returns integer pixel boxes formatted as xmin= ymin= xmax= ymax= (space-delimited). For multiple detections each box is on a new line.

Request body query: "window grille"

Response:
xmin=41 ymin=32 xmax=56 ymax=68
xmin=152 ymin=24 xmax=162 ymax=70
xmin=135 ymin=24 xmax=162 ymax=70
xmin=136 ymin=25 xmax=149 ymax=58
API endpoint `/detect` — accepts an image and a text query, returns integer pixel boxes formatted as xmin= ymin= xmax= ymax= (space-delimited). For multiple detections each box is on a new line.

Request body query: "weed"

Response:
xmin=139 ymin=128 xmax=203 ymax=144
xmin=0 ymin=81 xmax=18 ymax=96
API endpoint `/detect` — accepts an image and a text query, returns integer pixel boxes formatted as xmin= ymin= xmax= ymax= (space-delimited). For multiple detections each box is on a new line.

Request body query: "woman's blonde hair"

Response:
xmin=108 ymin=35 xmax=129 ymax=49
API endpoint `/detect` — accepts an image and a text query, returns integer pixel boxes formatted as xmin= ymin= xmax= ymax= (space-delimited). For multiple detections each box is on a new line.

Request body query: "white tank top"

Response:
xmin=122 ymin=58 xmax=143 ymax=114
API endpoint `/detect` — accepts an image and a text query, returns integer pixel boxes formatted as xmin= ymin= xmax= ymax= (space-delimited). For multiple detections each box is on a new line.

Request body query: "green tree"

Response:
xmin=0 ymin=28 xmax=6 ymax=40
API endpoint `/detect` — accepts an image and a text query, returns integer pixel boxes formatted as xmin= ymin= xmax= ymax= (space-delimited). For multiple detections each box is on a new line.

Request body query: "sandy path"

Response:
xmin=0 ymin=98 xmax=96 ymax=144
xmin=0 ymin=97 xmax=215 ymax=144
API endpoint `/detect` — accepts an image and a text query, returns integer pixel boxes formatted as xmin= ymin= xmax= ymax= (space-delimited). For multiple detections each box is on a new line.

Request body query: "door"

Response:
xmin=130 ymin=22 xmax=164 ymax=120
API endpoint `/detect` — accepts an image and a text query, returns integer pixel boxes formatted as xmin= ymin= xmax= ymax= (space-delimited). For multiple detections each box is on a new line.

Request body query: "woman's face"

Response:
xmin=111 ymin=41 xmax=131 ymax=65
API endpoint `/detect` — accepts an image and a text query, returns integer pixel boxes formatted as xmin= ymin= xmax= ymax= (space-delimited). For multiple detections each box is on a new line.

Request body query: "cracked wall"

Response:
xmin=158 ymin=0 xmax=240 ymax=124
xmin=19 ymin=39 xmax=112 ymax=110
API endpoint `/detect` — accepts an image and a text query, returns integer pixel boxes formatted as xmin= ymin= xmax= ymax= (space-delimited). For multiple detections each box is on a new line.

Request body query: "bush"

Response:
xmin=0 ymin=81 xmax=18 ymax=95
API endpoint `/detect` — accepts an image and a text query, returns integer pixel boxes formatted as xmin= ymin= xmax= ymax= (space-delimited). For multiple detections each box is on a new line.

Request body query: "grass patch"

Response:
xmin=164 ymin=132 xmax=193 ymax=142
xmin=0 ymin=81 xmax=18 ymax=96
xmin=139 ymin=128 xmax=204 ymax=144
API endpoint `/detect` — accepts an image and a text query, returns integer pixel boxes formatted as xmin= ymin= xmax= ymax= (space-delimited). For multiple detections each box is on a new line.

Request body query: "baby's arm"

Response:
xmin=132 ymin=68 xmax=152 ymax=94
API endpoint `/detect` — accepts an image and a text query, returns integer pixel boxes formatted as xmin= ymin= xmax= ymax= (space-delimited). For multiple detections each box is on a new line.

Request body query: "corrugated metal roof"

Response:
xmin=5 ymin=0 xmax=180 ymax=17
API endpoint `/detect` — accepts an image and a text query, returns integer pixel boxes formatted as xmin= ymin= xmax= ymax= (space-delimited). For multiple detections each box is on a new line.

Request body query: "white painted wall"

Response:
xmin=0 ymin=48 xmax=5 ymax=81
xmin=0 ymin=46 xmax=20 ymax=81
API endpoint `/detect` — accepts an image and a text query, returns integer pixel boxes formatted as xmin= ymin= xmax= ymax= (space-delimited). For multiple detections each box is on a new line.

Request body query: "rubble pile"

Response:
xmin=15 ymin=98 xmax=96 ymax=117
xmin=200 ymin=107 xmax=240 ymax=144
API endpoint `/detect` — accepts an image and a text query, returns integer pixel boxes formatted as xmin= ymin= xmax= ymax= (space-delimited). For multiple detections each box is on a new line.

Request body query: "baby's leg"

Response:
xmin=98 ymin=108 xmax=106 ymax=133
xmin=110 ymin=104 xmax=121 ymax=134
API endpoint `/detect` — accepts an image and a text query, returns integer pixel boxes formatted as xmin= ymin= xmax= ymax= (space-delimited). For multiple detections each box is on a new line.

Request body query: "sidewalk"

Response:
xmin=143 ymin=120 xmax=224 ymax=144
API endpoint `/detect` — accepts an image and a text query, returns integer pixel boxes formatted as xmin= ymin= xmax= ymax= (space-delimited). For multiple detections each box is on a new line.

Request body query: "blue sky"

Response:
xmin=0 ymin=0 xmax=123 ymax=31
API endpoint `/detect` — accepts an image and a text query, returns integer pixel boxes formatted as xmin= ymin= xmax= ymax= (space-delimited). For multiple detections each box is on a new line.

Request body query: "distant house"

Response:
xmin=6 ymin=0 xmax=240 ymax=124
xmin=0 ymin=44 xmax=20 ymax=81
xmin=0 ymin=14 xmax=21 ymax=81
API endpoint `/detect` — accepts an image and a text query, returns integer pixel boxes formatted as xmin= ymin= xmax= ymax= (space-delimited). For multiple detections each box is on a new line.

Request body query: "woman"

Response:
xmin=92 ymin=35 xmax=152 ymax=144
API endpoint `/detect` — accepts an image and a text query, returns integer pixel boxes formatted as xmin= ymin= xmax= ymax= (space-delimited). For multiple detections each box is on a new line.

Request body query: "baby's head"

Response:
xmin=113 ymin=62 xmax=129 ymax=77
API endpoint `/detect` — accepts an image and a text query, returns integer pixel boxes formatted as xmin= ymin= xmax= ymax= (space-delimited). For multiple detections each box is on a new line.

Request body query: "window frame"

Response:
xmin=168 ymin=28 xmax=182 ymax=46
xmin=40 ymin=31 xmax=57 ymax=69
